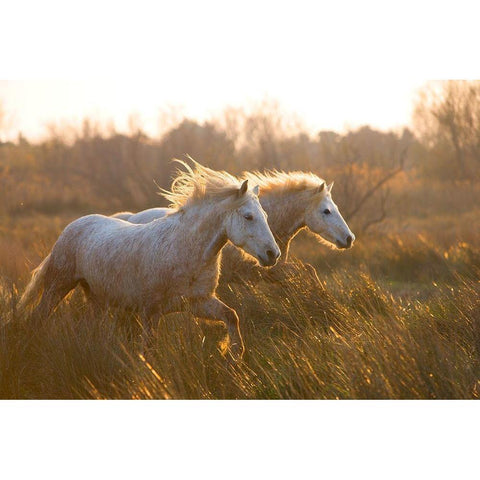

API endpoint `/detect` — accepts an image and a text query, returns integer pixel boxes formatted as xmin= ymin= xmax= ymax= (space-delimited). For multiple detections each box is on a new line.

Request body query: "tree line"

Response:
xmin=0 ymin=81 xmax=478 ymax=233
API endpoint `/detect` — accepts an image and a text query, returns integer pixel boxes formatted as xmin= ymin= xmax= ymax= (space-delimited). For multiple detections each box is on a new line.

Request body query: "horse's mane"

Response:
xmin=162 ymin=157 xmax=246 ymax=209
xmin=243 ymin=170 xmax=326 ymax=196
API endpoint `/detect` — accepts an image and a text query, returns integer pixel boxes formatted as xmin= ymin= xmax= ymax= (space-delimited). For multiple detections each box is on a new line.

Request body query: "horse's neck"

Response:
xmin=261 ymin=191 xmax=308 ymax=260
xmin=172 ymin=203 xmax=228 ymax=264
xmin=203 ymin=230 xmax=228 ymax=262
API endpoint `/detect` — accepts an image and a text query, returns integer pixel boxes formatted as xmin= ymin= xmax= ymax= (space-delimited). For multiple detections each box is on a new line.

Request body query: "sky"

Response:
xmin=0 ymin=78 xmax=422 ymax=141
xmin=2 ymin=0 xmax=479 ymax=142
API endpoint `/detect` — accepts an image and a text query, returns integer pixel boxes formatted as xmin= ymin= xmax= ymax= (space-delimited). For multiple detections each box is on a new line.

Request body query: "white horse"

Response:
xmin=112 ymin=170 xmax=355 ymax=279
xmin=19 ymin=161 xmax=281 ymax=359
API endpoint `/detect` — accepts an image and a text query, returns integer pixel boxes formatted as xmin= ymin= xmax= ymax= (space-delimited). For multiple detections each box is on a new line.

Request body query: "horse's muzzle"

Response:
xmin=336 ymin=234 xmax=354 ymax=249
xmin=258 ymin=248 xmax=280 ymax=267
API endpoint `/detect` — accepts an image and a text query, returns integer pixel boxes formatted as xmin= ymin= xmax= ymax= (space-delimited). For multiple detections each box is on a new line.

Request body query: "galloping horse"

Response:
xmin=19 ymin=160 xmax=280 ymax=359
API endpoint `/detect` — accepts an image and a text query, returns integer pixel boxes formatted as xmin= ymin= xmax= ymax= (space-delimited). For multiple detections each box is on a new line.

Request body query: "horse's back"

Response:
xmin=61 ymin=212 xmax=181 ymax=265
xmin=128 ymin=207 xmax=171 ymax=224
xmin=111 ymin=211 xmax=134 ymax=220
xmin=61 ymin=214 xmax=129 ymax=240
xmin=52 ymin=214 xmax=145 ymax=268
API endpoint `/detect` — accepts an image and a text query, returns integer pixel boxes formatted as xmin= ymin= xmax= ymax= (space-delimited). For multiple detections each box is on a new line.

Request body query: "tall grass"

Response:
xmin=1 ymin=235 xmax=479 ymax=399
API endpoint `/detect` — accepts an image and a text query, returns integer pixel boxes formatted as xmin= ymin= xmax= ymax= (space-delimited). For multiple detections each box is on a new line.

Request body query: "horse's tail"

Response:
xmin=18 ymin=253 xmax=52 ymax=314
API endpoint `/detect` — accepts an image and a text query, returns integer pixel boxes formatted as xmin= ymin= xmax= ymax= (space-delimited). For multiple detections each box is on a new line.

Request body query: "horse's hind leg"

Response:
xmin=30 ymin=284 xmax=76 ymax=323
xmin=189 ymin=297 xmax=244 ymax=361
xmin=31 ymin=266 xmax=78 ymax=322
xmin=79 ymin=280 xmax=105 ymax=318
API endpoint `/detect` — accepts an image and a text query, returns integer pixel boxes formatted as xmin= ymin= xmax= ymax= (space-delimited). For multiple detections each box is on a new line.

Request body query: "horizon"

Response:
xmin=2 ymin=1 xmax=477 ymax=143
xmin=0 ymin=78 xmax=423 ymax=142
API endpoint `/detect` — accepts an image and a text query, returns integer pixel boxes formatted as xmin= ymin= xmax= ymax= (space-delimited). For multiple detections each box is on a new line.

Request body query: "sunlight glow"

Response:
xmin=0 ymin=78 xmax=422 ymax=141
xmin=2 ymin=0 xmax=478 ymax=141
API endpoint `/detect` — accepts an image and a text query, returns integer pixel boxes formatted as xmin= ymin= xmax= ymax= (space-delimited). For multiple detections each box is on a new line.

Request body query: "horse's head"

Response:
xmin=225 ymin=180 xmax=281 ymax=266
xmin=304 ymin=182 xmax=355 ymax=249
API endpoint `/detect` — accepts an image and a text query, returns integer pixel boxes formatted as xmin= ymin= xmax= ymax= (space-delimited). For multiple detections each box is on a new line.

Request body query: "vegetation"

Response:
xmin=0 ymin=82 xmax=479 ymax=399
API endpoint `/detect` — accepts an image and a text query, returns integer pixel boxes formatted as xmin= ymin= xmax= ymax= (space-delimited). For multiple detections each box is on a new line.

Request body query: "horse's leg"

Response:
xmin=189 ymin=297 xmax=244 ymax=361
xmin=79 ymin=280 xmax=105 ymax=319
xmin=30 ymin=259 xmax=78 ymax=322
xmin=31 ymin=282 xmax=76 ymax=322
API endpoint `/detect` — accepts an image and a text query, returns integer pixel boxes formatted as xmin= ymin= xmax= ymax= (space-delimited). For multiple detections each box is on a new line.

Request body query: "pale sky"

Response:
xmin=0 ymin=78 xmax=422 ymax=141
xmin=1 ymin=0 xmax=479 ymax=141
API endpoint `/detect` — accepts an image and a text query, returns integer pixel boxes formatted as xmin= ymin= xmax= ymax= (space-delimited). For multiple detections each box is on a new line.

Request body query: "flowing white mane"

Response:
xmin=243 ymin=170 xmax=326 ymax=196
xmin=162 ymin=158 xmax=246 ymax=209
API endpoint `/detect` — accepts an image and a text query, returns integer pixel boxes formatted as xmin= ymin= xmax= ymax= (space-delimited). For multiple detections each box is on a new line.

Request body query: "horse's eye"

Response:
xmin=323 ymin=209 xmax=331 ymax=215
xmin=244 ymin=214 xmax=253 ymax=221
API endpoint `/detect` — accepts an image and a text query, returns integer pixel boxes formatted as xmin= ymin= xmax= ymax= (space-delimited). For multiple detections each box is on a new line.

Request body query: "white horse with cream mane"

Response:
xmin=19 ymin=161 xmax=280 ymax=359
xmin=113 ymin=169 xmax=355 ymax=280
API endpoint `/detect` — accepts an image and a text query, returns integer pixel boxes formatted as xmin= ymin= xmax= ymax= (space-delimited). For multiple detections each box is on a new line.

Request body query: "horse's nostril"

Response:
xmin=346 ymin=235 xmax=352 ymax=247
xmin=266 ymin=249 xmax=275 ymax=259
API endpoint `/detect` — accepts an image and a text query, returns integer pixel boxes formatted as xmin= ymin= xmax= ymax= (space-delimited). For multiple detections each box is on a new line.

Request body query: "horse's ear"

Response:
xmin=316 ymin=182 xmax=326 ymax=194
xmin=252 ymin=185 xmax=259 ymax=196
xmin=239 ymin=179 xmax=248 ymax=196
xmin=327 ymin=181 xmax=334 ymax=193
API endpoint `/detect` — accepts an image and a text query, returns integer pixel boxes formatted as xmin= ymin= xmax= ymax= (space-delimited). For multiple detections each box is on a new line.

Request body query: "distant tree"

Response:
xmin=317 ymin=127 xmax=413 ymax=233
xmin=216 ymin=100 xmax=306 ymax=171
xmin=158 ymin=119 xmax=236 ymax=172
xmin=69 ymin=131 xmax=161 ymax=210
xmin=413 ymin=80 xmax=480 ymax=181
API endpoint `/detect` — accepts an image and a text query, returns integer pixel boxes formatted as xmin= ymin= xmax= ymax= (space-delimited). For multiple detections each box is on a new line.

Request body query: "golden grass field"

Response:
xmin=1 ymin=200 xmax=479 ymax=399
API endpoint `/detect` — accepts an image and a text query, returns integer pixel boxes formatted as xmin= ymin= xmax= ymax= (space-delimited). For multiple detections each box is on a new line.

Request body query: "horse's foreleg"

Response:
xmin=189 ymin=297 xmax=244 ymax=361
